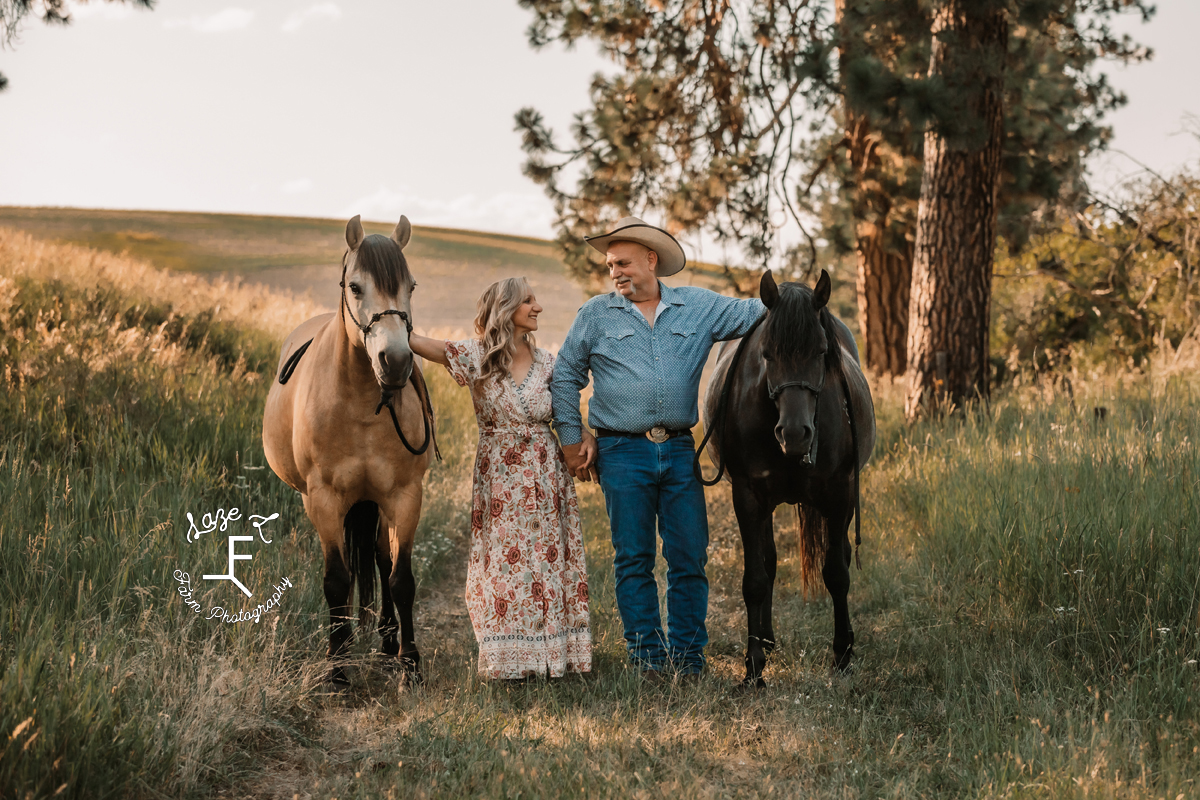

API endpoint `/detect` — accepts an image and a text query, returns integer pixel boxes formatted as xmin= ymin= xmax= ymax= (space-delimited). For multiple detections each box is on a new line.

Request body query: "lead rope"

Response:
xmin=373 ymin=364 xmax=441 ymax=460
xmin=269 ymin=256 xmax=442 ymax=460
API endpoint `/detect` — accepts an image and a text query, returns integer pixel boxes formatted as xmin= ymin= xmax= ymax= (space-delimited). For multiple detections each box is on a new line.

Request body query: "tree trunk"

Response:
xmin=839 ymin=0 xmax=915 ymax=380
xmin=904 ymin=0 xmax=1007 ymax=420
xmin=855 ymin=220 xmax=913 ymax=378
xmin=848 ymin=114 xmax=913 ymax=378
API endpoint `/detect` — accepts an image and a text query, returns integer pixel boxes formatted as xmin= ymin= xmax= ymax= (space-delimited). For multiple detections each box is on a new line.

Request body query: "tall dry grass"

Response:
xmin=3 ymin=224 xmax=1199 ymax=799
xmin=0 ymin=229 xmax=476 ymax=799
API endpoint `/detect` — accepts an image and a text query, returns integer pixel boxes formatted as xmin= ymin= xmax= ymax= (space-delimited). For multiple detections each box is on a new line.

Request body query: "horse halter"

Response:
xmin=338 ymin=254 xmax=434 ymax=458
xmin=766 ymin=366 xmax=826 ymax=465
xmin=766 ymin=370 xmax=825 ymax=402
xmin=339 ymin=258 xmax=414 ymax=338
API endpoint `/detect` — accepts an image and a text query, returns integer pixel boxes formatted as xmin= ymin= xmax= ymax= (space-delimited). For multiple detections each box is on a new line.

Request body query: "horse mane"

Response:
xmin=353 ymin=234 xmax=412 ymax=296
xmin=761 ymin=282 xmax=844 ymax=377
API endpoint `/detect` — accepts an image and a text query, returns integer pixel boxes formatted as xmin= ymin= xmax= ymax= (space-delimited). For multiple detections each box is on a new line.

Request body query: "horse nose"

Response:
xmin=776 ymin=421 xmax=815 ymax=458
xmin=378 ymin=349 xmax=413 ymax=386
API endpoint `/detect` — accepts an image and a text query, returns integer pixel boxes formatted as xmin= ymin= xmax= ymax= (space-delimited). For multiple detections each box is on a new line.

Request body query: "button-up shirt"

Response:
xmin=550 ymin=281 xmax=765 ymax=446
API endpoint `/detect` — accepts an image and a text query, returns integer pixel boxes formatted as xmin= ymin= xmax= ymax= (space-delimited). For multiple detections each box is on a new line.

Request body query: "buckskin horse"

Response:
xmin=263 ymin=214 xmax=436 ymax=687
xmin=698 ymin=269 xmax=875 ymax=687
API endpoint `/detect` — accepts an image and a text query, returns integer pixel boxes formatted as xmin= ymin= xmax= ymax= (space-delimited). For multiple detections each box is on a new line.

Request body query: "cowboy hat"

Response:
xmin=584 ymin=216 xmax=687 ymax=277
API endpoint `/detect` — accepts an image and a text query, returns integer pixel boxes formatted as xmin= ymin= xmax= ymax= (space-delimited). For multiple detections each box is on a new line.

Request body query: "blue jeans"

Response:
xmin=596 ymin=434 xmax=709 ymax=674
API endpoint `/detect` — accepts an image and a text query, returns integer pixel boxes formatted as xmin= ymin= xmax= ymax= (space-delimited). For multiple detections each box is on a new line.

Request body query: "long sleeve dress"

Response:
xmin=444 ymin=339 xmax=592 ymax=679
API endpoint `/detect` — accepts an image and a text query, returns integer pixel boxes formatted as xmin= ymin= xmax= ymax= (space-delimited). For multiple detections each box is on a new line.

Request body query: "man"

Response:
xmin=550 ymin=217 xmax=764 ymax=678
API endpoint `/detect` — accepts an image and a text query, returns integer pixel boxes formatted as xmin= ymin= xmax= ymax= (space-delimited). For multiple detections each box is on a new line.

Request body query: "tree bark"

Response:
xmin=848 ymin=115 xmax=914 ymax=379
xmin=838 ymin=0 xmax=915 ymax=380
xmin=904 ymin=0 xmax=1007 ymax=420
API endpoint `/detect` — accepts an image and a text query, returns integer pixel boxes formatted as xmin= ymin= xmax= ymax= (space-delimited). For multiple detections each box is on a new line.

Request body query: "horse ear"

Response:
xmin=391 ymin=215 xmax=412 ymax=250
xmin=760 ymin=269 xmax=779 ymax=309
xmin=345 ymin=215 xmax=365 ymax=251
xmin=813 ymin=269 xmax=831 ymax=310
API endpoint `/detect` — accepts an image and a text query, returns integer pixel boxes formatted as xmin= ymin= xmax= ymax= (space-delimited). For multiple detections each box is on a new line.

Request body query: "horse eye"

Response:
xmin=762 ymin=352 xmax=773 ymax=362
xmin=349 ymin=283 xmax=362 ymax=296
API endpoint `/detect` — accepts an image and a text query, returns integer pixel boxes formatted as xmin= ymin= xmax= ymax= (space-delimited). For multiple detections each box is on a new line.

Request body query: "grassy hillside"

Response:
xmin=0 ymin=206 xmax=860 ymax=348
xmin=0 ymin=207 xmax=568 ymax=276
xmin=2 ymin=225 xmax=1195 ymax=799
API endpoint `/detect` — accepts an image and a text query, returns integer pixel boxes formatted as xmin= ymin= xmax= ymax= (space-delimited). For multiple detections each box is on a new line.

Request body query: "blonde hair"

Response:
xmin=475 ymin=277 xmax=537 ymax=384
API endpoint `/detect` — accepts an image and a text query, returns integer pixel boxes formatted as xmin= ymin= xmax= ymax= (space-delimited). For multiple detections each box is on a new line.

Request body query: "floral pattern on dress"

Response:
xmin=445 ymin=338 xmax=591 ymax=679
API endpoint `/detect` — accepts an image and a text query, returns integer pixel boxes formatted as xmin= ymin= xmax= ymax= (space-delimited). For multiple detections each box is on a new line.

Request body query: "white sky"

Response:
xmin=0 ymin=0 xmax=1196 ymax=239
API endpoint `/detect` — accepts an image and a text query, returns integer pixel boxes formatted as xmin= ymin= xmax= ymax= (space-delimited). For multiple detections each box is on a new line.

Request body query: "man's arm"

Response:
xmin=709 ymin=293 xmax=766 ymax=341
xmin=550 ymin=309 xmax=599 ymax=481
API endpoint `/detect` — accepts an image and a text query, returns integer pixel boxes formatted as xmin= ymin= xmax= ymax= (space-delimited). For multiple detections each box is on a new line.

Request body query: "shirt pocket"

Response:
xmin=667 ymin=325 xmax=699 ymax=356
xmin=595 ymin=328 xmax=637 ymax=360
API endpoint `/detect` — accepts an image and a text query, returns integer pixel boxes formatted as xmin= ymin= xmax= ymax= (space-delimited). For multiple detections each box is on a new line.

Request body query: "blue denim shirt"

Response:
xmin=550 ymin=281 xmax=765 ymax=446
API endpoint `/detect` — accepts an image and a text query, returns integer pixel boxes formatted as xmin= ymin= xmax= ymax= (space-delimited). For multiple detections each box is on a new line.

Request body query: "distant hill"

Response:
xmin=0 ymin=207 xmax=753 ymax=349
xmin=0 ymin=207 xmax=591 ymax=346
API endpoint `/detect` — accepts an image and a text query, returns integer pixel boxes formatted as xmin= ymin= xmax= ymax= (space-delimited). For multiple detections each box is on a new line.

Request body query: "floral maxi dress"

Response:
xmin=445 ymin=339 xmax=592 ymax=679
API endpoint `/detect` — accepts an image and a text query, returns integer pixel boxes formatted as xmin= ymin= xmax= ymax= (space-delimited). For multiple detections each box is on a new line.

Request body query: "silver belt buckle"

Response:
xmin=647 ymin=425 xmax=669 ymax=443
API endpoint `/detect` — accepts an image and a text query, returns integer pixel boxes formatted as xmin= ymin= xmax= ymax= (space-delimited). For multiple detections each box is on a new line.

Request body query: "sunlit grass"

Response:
xmin=1 ymin=227 xmax=1198 ymax=799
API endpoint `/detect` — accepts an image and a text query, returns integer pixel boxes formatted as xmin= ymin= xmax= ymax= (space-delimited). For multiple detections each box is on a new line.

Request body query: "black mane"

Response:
xmin=761 ymin=281 xmax=841 ymax=372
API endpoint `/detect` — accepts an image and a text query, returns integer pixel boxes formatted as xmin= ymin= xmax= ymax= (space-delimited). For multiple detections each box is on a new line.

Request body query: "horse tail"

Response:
xmin=796 ymin=502 xmax=828 ymax=596
xmin=343 ymin=501 xmax=379 ymax=629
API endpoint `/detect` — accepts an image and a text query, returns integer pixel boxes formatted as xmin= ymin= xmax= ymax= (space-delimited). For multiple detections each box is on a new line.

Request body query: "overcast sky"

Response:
xmin=1 ymin=0 xmax=1196 ymax=239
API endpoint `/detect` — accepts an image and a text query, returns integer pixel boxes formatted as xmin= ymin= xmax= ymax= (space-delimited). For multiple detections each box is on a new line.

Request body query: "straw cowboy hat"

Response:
xmin=584 ymin=216 xmax=687 ymax=277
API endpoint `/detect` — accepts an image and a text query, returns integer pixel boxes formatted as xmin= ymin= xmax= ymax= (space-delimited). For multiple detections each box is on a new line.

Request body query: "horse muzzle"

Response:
xmin=376 ymin=350 xmax=414 ymax=389
xmin=775 ymin=422 xmax=818 ymax=465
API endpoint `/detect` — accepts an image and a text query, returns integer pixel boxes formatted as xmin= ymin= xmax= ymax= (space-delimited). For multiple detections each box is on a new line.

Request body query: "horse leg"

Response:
xmin=733 ymin=482 xmax=774 ymax=687
xmin=761 ymin=525 xmax=778 ymax=657
xmin=303 ymin=492 xmax=355 ymax=687
xmin=384 ymin=483 xmax=423 ymax=683
xmin=822 ymin=499 xmax=856 ymax=673
xmin=375 ymin=519 xmax=400 ymax=666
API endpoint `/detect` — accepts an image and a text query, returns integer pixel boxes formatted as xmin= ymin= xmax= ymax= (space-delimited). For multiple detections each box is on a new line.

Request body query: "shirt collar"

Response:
xmin=606 ymin=280 xmax=686 ymax=309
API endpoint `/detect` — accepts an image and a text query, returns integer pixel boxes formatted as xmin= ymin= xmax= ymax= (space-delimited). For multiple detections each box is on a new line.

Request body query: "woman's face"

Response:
xmin=512 ymin=292 xmax=542 ymax=335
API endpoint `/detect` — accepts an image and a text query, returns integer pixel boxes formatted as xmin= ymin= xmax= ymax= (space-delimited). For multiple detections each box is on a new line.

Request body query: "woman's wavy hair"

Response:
xmin=475 ymin=277 xmax=536 ymax=384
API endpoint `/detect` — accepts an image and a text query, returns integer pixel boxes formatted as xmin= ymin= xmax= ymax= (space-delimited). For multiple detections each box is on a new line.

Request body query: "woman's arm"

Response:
xmin=409 ymin=333 xmax=450 ymax=365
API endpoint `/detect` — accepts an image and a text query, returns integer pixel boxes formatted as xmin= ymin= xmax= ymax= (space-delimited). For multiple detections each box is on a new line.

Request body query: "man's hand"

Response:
xmin=562 ymin=432 xmax=599 ymax=483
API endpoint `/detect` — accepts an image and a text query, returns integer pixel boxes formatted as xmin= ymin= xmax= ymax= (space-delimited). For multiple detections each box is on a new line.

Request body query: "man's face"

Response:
xmin=606 ymin=241 xmax=658 ymax=301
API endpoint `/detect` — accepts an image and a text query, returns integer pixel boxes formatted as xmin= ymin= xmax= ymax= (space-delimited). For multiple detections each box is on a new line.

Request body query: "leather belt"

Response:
xmin=595 ymin=426 xmax=692 ymax=444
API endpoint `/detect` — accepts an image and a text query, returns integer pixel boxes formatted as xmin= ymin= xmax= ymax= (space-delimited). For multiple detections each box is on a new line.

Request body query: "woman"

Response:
xmin=410 ymin=277 xmax=593 ymax=680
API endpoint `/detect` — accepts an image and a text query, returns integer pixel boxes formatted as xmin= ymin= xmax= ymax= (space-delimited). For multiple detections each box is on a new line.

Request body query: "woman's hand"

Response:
xmin=409 ymin=333 xmax=450 ymax=365
xmin=568 ymin=430 xmax=599 ymax=483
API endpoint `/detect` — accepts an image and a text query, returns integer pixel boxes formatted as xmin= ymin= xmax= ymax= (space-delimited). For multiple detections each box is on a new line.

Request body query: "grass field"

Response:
xmin=1 ymin=224 xmax=1197 ymax=799
xmin=0 ymin=207 xmax=823 ymax=351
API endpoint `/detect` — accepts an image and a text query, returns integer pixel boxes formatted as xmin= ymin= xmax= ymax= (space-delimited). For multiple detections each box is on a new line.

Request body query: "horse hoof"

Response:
xmin=379 ymin=654 xmax=404 ymax=673
xmin=832 ymin=651 xmax=856 ymax=676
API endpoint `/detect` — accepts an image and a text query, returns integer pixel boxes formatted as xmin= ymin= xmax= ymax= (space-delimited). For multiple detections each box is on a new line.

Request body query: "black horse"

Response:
xmin=699 ymin=269 xmax=875 ymax=686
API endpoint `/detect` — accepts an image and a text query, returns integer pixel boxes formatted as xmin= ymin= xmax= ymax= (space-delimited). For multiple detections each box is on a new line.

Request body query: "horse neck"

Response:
xmin=333 ymin=303 xmax=377 ymax=391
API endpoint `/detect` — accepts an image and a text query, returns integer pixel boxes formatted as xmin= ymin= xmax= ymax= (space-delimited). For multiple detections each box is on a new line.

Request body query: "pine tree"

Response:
xmin=516 ymin=0 xmax=1153 ymax=391
xmin=0 ymin=0 xmax=153 ymax=91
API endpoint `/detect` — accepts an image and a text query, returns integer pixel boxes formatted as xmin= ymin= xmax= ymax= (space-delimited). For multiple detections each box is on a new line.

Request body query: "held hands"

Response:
xmin=563 ymin=430 xmax=599 ymax=483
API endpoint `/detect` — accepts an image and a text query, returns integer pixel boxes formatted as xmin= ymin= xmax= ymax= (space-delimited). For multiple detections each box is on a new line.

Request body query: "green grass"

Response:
xmin=2 ymin=230 xmax=1198 ymax=799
